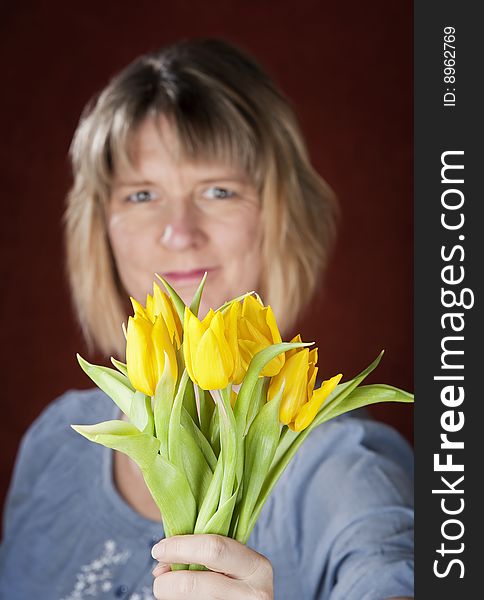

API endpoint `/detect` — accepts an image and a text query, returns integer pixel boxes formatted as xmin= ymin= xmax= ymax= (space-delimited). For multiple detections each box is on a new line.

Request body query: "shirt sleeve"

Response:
xmin=287 ymin=416 xmax=414 ymax=600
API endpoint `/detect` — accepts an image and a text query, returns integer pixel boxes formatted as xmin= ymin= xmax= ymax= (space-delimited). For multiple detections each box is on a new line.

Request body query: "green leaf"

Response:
xmin=183 ymin=379 xmax=198 ymax=425
xmin=168 ymin=370 xmax=189 ymax=470
xmin=195 ymin=386 xmax=214 ymax=440
xmin=271 ymin=352 xmax=383 ymax=471
xmin=73 ymin=415 xmax=197 ymax=572
xmin=128 ymin=391 xmax=154 ymax=434
xmin=234 ymin=341 xmax=311 ymax=435
xmin=316 ymin=350 xmax=385 ymax=417
xmin=316 ymin=383 xmax=414 ymax=424
xmin=189 ymin=488 xmax=238 ymax=571
xmin=155 ymin=274 xmax=186 ymax=324
xmin=189 ymin=272 xmax=207 ymax=316
xmin=77 ymin=354 xmax=135 ymax=416
xmin=209 ymin=407 xmax=220 ymax=457
xmin=229 ymin=377 xmax=270 ymax=538
xmin=71 ymin=420 xmax=159 ymax=471
xmin=194 ymin=454 xmax=224 ymax=533
xmin=244 ymin=376 xmax=268 ymax=436
xmin=180 ymin=425 xmax=213 ymax=509
xmin=142 ymin=452 xmax=197 ymax=569
xmin=235 ymin=385 xmax=283 ymax=542
xmin=181 ymin=407 xmax=217 ymax=471
xmin=242 ymin=352 xmax=409 ymax=542
xmin=201 ymin=489 xmax=238 ymax=536
xmin=272 ymin=351 xmax=387 ymax=473
xmin=232 ymin=342 xmax=310 ymax=515
xmin=110 ymin=357 xmax=128 ymax=377
xmin=215 ymin=291 xmax=255 ymax=313
xmin=153 ymin=355 xmax=177 ymax=456
xmin=216 ymin=387 xmax=238 ymax=506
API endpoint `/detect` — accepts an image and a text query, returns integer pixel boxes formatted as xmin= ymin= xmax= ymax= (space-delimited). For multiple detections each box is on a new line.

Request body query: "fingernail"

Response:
xmin=151 ymin=539 xmax=165 ymax=559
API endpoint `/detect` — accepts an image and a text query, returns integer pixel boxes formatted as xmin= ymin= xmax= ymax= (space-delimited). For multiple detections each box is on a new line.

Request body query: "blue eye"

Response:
xmin=126 ymin=190 xmax=156 ymax=203
xmin=204 ymin=187 xmax=236 ymax=200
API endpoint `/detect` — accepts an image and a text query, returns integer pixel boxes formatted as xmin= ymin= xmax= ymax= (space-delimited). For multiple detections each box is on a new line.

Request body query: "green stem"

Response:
xmin=168 ymin=370 xmax=189 ymax=470
xmin=194 ymin=455 xmax=223 ymax=532
xmin=214 ymin=387 xmax=238 ymax=506
xmin=181 ymin=407 xmax=217 ymax=471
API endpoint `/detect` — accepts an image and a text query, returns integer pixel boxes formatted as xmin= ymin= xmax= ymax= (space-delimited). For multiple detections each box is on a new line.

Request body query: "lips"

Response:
xmin=160 ymin=267 xmax=218 ymax=285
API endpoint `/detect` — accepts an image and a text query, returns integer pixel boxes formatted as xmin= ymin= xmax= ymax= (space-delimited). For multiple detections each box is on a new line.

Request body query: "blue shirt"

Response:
xmin=0 ymin=388 xmax=414 ymax=599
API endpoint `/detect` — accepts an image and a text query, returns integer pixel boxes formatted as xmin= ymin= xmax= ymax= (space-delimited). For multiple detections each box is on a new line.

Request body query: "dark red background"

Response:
xmin=0 ymin=1 xmax=412 ymax=515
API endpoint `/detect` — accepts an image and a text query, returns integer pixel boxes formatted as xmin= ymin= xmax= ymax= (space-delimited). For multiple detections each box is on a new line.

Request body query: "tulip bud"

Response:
xmin=238 ymin=295 xmax=284 ymax=377
xmin=184 ymin=308 xmax=236 ymax=390
xmin=126 ymin=312 xmax=177 ymax=396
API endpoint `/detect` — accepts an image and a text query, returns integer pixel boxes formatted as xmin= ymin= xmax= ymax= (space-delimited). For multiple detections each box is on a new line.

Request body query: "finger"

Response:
xmin=152 ymin=534 xmax=268 ymax=580
xmin=153 ymin=569 xmax=249 ymax=600
xmin=152 ymin=562 xmax=171 ymax=577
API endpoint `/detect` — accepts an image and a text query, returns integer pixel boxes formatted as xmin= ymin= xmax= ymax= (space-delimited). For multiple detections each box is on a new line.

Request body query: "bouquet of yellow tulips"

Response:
xmin=72 ymin=274 xmax=413 ymax=570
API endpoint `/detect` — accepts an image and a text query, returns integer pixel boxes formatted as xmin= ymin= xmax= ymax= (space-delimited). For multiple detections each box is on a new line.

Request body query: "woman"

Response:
xmin=0 ymin=39 xmax=413 ymax=599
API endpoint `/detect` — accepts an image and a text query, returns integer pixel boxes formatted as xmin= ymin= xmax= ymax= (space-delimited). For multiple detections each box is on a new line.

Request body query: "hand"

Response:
xmin=151 ymin=533 xmax=274 ymax=599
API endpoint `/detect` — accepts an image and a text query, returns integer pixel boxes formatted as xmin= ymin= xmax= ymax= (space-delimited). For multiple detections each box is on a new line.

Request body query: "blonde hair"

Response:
xmin=65 ymin=38 xmax=338 ymax=357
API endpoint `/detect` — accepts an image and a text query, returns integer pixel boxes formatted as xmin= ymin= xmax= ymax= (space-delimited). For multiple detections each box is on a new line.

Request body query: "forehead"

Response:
xmin=115 ymin=115 xmax=250 ymax=183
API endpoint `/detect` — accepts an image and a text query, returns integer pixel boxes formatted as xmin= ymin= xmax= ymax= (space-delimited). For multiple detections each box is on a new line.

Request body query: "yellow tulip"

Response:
xmin=268 ymin=339 xmax=342 ymax=431
xmin=126 ymin=312 xmax=178 ymax=396
xmin=237 ymin=295 xmax=284 ymax=377
xmin=184 ymin=306 xmax=239 ymax=390
xmin=130 ymin=283 xmax=182 ymax=348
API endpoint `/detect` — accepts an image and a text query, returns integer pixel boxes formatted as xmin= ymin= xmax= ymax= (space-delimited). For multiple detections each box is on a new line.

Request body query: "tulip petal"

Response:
xmin=183 ymin=308 xmax=205 ymax=384
xmin=278 ymin=350 xmax=310 ymax=424
xmin=307 ymin=364 xmax=318 ymax=402
xmin=155 ymin=273 xmax=186 ymax=325
xmin=224 ymin=302 xmax=245 ymax=384
xmin=195 ymin=326 xmax=232 ymax=390
xmin=265 ymin=305 xmax=282 ymax=344
xmin=150 ymin=315 xmax=167 ymax=379
xmin=130 ymin=297 xmax=150 ymax=321
xmin=153 ymin=283 xmax=182 ymax=346
xmin=237 ymin=338 xmax=257 ymax=371
xmin=293 ymin=373 xmax=343 ymax=431
xmin=238 ymin=298 xmax=284 ymax=376
xmin=242 ymin=295 xmax=267 ymax=334
xmin=309 ymin=347 xmax=318 ymax=367
xmin=234 ymin=340 xmax=311 ymax=435
xmin=201 ymin=308 xmax=216 ymax=329
xmin=240 ymin=316 xmax=269 ymax=347
xmin=145 ymin=293 xmax=155 ymax=322
xmin=151 ymin=314 xmax=178 ymax=384
xmin=286 ymin=334 xmax=303 ymax=359
xmin=126 ymin=315 xmax=156 ymax=396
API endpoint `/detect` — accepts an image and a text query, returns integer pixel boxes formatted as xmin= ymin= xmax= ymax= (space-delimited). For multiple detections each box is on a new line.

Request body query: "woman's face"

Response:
xmin=108 ymin=115 xmax=262 ymax=316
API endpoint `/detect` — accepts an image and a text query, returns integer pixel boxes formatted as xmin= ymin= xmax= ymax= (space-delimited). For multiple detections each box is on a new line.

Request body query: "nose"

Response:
xmin=158 ymin=200 xmax=207 ymax=251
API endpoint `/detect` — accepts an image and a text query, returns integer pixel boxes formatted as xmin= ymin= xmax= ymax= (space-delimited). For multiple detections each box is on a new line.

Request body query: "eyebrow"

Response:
xmin=197 ymin=176 xmax=249 ymax=185
xmin=113 ymin=175 xmax=249 ymax=188
xmin=112 ymin=180 xmax=156 ymax=189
